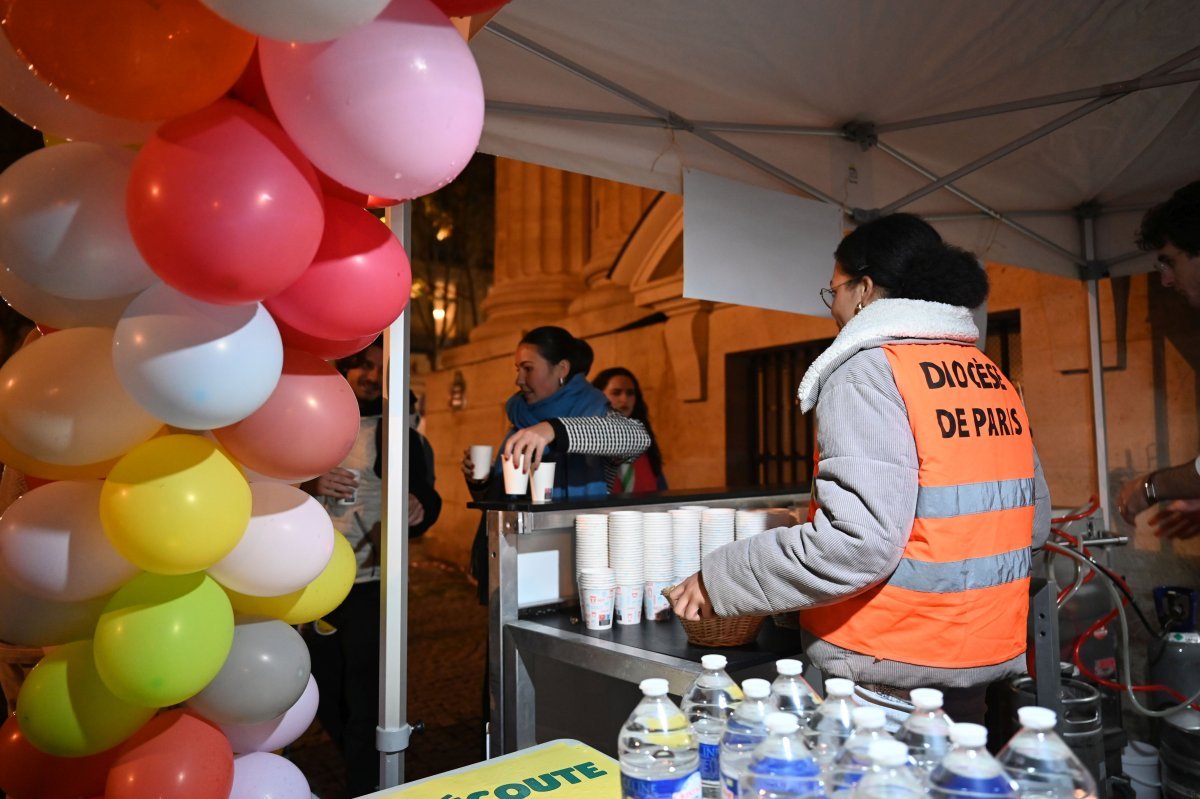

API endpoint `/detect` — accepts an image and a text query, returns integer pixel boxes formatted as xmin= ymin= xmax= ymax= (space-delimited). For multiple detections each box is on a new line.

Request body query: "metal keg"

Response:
xmin=1160 ymin=708 xmax=1200 ymax=799
xmin=1012 ymin=677 xmax=1106 ymax=788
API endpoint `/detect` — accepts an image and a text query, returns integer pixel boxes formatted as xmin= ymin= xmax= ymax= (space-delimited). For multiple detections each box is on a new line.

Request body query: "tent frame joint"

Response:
xmin=841 ymin=121 xmax=879 ymax=151
xmin=1078 ymin=259 xmax=1110 ymax=281
xmin=850 ymin=207 xmax=881 ymax=224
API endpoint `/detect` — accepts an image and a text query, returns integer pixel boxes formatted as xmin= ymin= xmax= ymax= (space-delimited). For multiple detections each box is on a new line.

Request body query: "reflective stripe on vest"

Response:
xmin=800 ymin=341 xmax=1035 ymax=669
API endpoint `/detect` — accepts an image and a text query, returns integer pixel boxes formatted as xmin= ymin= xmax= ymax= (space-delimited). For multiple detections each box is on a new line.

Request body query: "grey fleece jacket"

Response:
xmin=702 ymin=299 xmax=1050 ymax=689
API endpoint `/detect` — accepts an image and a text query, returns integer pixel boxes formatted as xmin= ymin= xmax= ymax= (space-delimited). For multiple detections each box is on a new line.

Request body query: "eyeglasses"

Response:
xmin=820 ymin=277 xmax=858 ymax=309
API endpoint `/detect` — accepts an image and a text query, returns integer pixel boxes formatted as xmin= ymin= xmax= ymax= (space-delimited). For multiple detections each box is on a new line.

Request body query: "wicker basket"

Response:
xmin=662 ymin=586 xmax=766 ymax=647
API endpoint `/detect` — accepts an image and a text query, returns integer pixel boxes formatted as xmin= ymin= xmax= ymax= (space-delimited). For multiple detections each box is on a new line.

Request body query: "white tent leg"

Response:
xmin=378 ymin=203 xmax=413 ymax=789
xmin=1082 ymin=214 xmax=1113 ymax=531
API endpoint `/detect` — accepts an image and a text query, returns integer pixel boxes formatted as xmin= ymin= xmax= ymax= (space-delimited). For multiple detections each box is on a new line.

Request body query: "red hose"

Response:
xmin=1052 ymin=496 xmax=1101 ymax=524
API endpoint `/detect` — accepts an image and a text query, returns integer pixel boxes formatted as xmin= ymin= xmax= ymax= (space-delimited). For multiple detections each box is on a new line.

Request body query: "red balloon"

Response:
xmin=432 ymin=0 xmax=511 ymax=17
xmin=105 ymin=711 xmax=233 ymax=799
xmin=127 ymin=99 xmax=325 ymax=305
xmin=273 ymin=316 xmax=381 ymax=361
xmin=0 ymin=714 xmax=116 ymax=799
xmin=264 ymin=197 xmax=412 ymax=340
xmin=213 ymin=348 xmax=362 ymax=482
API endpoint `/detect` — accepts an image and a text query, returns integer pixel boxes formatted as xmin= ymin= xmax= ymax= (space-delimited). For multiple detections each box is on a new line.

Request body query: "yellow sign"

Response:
xmin=369 ymin=740 xmax=619 ymax=799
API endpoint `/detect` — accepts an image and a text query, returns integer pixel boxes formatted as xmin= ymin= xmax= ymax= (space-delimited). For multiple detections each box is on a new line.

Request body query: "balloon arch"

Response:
xmin=0 ymin=0 xmax=502 ymax=795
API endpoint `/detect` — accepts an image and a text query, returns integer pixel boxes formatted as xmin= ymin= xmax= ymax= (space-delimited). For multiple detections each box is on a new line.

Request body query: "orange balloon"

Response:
xmin=0 ymin=428 xmax=121 ymax=480
xmin=1 ymin=0 xmax=255 ymax=121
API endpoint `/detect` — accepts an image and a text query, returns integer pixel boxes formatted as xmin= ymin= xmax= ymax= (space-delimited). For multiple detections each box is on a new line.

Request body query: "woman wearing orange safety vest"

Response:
xmin=668 ymin=213 xmax=1050 ymax=725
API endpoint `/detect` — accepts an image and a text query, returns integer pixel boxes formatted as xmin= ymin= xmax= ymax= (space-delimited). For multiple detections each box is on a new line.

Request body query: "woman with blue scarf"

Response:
xmin=465 ymin=326 xmax=651 ymax=602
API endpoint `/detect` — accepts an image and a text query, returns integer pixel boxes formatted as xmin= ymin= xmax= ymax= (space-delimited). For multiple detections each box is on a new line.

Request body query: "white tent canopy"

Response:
xmin=470 ymin=0 xmax=1200 ymax=279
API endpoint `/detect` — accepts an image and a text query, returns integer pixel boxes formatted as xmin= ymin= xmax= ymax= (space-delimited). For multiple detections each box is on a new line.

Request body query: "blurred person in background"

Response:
xmin=592 ymin=366 xmax=667 ymax=493
xmin=1116 ymin=180 xmax=1200 ymax=539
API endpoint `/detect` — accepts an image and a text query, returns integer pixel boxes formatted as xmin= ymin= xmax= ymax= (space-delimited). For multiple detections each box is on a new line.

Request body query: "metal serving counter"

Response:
xmin=471 ymin=487 xmax=1063 ymax=758
xmin=471 ymin=488 xmax=811 ymax=757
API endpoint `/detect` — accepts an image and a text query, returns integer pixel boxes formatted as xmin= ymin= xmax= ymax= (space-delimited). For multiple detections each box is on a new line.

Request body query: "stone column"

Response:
xmin=471 ymin=160 xmax=589 ymax=340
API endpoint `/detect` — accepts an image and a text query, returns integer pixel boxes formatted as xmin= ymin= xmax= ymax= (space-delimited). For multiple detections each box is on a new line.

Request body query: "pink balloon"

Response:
xmin=207 ymin=483 xmax=335 ymax=597
xmin=229 ymin=752 xmax=310 ymax=799
xmin=126 ymin=99 xmax=325 ymax=305
xmin=264 ymin=198 xmax=412 ymax=341
xmin=218 ymin=675 xmax=319 ymax=754
xmin=259 ymin=0 xmax=484 ymax=200
xmin=212 ymin=348 xmax=361 ymax=482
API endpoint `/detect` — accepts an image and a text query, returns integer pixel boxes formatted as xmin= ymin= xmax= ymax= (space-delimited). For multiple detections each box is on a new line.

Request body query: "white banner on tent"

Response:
xmin=682 ymin=169 xmax=842 ymax=318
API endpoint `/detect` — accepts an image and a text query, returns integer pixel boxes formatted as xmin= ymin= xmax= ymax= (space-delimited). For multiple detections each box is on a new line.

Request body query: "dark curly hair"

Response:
xmin=1138 ymin=180 xmax=1200 ymax=256
xmin=519 ymin=326 xmax=593 ymax=380
xmin=592 ymin=367 xmax=664 ymax=478
xmin=834 ymin=213 xmax=989 ymax=309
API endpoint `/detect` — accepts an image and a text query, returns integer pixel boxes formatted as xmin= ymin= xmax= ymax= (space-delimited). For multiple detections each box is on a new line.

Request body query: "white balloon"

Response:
xmin=200 ymin=0 xmax=390 ymax=43
xmin=0 ymin=480 xmax=140 ymax=601
xmin=0 ymin=22 xmax=158 ymax=145
xmin=0 ymin=264 xmax=140 ymax=329
xmin=112 ymin=284 xmax=284 ymax=429
xmin=208 ymin=483 xmax=335 ymax=597
xmin=0 ymin=144 xmax=158 ymax=300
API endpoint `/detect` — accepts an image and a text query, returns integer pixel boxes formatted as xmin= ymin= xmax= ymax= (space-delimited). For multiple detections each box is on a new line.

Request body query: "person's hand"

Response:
xmin=408 ymin=493 xmax=425 ymax=526
xmin=1116 ymin=472 xmax=1154 ymax=524
xmin=669 ymin=572 xmax=714 ymax=620
xmin=503 ymin=421 xmax=555 ymax=473
xmin=462 ymin=448 xmax=487 ymax=484
xmin=312 ymin=467 xmax=359 ymax=500
xmin=1150 ymin=499 xmax=1200 ymax=540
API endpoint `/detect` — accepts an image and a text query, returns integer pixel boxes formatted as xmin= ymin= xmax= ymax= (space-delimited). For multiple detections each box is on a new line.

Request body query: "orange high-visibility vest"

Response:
xmin=800 ymin=342 xmax=1035 ymax=669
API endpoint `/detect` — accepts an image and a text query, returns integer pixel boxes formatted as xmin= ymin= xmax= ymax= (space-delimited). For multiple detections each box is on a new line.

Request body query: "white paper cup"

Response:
xmin=579 ymin=584 xmax=615 ymax=630
xmin=469 ymin=445 xmax=493 ymax=480
xmin=615 ymin=584 xmax=643 ymax=625
xmin=530 ymin=461 xmax=556 ymax=504
xmin=336 ymin=468 xmax=360 ymax=506
xmin=501 ymin=453 xmax=528 ymax=496
xmin=644 ymin=579 xmax=674 ymax=621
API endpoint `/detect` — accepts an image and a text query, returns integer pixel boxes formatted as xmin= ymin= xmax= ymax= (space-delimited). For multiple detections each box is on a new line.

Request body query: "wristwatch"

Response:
xmin=1143 ymin=472 xmax=1159 ymax=507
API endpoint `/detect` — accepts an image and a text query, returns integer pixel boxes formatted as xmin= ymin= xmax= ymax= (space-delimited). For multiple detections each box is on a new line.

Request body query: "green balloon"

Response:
xmin=94 ymin=572 xmax=234 ymax=707
xmin=16 ymin=640 xmax=156 ymax=756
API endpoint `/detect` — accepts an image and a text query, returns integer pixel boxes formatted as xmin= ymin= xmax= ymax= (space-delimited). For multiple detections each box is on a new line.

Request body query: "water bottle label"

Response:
xmin=699 ymin=742 xmax=720 ymax=782
xmin=721 ymin=772 xmax=738 ymax=799
xmin=622 ymin=771 xmax=702 ymax=799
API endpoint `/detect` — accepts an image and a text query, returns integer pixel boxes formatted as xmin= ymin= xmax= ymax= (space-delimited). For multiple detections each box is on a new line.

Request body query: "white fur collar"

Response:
xmin=797 ymin=298 xmax=979 ymax=412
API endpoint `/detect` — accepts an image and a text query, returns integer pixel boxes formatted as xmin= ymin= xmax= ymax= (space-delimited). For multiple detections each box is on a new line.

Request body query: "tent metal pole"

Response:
xmin=878 ymin=63 xmax=1200 ymax=133
xmin=486 ymin=101 xmax=675 ymax=129
xmin=485 ymin=23 xmax=840 ymax=203
xmin=1082 ymin=216 xmax=1114 ymax=531
xmin=378 ymin=203 xmax=413 ymax=789
xmin=880 ymin=50 xmax=1200 ymax=215
xmin=875 ymin=141 xmax=1083 ymax=265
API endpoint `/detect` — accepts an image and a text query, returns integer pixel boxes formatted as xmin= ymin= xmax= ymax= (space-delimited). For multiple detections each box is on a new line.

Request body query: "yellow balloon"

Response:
xmin=101 ymin=434 xmax=251 ymax=575
xmin=224 ymin=533 xmax=355 ymax=624
xmin=16 ymin=640 xmax=155 ymax=756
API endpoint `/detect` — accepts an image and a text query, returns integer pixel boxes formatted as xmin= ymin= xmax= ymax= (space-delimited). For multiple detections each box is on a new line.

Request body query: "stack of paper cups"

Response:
xmin=607 ymin=511 xmax=644 ymax=624
xmin=641 ymin=512 xmax=675 ymax=621
xmin=574 ymin=514 xmax=609 ymax=578
xmin=669 ymin=508 xmax=702 ymax=584
xmin=735 ymin=508 xmax=770 ymax=540
xmin=701 ymin=508 xmax=735 ymax=559
xmin=577 ymin=567 xmax=616 ymax=630
xmin=763 ymin=507 xmax=796 ymax=528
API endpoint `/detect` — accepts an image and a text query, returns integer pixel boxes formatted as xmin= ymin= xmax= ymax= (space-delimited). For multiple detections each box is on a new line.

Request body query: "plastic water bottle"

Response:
xmin=830 ymin=706 xmax=895 ymax=793
xmin=851 ymin=740 xmax=926 ymax=799
xmin=620 ymin=678 xmax=702 ymax=799
xmin=997 ymin=707 xmax=1098 ymax=799
xmin=895 ymin=687 xmax=953 ymax=773
xmin=721 ymin=679 xmax=773 ymax=799
xmin=740 ymin=712 xmax=824 ymax=799
xmin=806 ymin=678 xmax=856 ymax=764
xmin=682 ymin=654 xmax=744 ymax=799
xmin=928 ymin=723 xmax=1019 ymax=799
xmin=771 ymin=659 xmax=821 ymax=724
